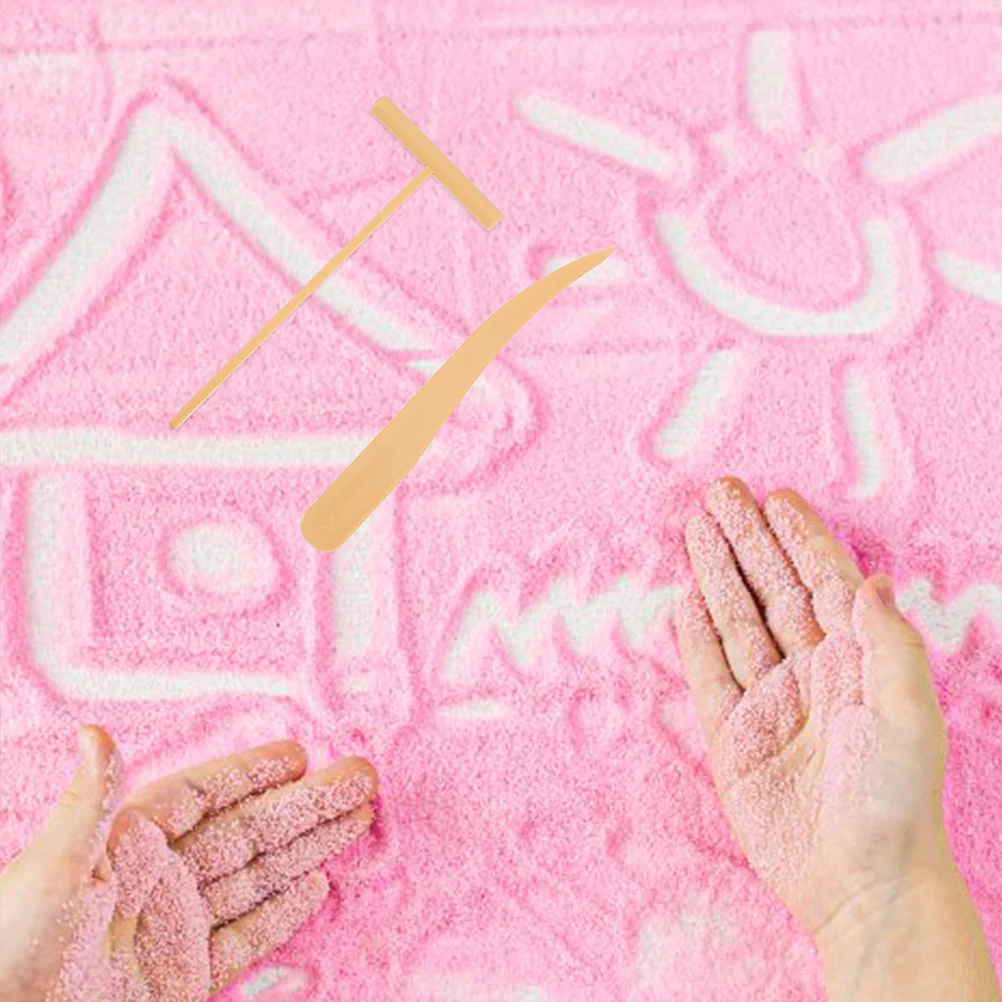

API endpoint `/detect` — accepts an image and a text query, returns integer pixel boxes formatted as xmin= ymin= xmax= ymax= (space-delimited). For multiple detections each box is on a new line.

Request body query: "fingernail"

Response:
xmin=871 ymin=575 xmax=897 ymax=611
xmin=77 ymin=726 xmax=97 ymax=774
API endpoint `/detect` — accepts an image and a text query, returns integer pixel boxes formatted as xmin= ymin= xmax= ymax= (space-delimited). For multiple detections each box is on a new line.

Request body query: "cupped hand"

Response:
xmin=676 ymin=478 xmax=950 ymax=941
xmin=0 ymin=728 xmax=377 ymax=1002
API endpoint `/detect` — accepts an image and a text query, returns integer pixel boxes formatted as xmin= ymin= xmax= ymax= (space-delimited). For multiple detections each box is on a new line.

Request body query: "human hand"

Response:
xmin=676 ymin=478 xmax=950 ymax=940
xmin=0 ymin=727 xmax=377 ymax=1002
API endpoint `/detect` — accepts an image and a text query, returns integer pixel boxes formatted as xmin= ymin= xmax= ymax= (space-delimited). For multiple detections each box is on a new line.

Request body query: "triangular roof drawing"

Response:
xmin=0 ymin=85 xmax=536 ymax=487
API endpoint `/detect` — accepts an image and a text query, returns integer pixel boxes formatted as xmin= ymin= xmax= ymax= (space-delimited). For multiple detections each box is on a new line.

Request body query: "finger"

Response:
xmin=107 ymin=812 xmax=171 ymax=1001
xmin=123 ymin=740 xmax=308 ymax=841
xmin=203 ymin=804 xmax=373 ymax=926
xmin=764 ymin=489 xmax=864 ymax=634
xmin=108 ymin=808 xmax=175 ymax=917
xmin=852 ymin=575 xmax=941 ymax=723
xmin=675 ymin=587 xmax=742 ymax=744
xmin=705 ymin=478 xmax=822 ymax=656
xmin=176 ymin=758 xmax=377 ymax=883
xmin=685 ymin=512 xmax=781 ymax=688
xmin=210 ymin=870 xmax=330 ymax=993
xmin=31 ymin=726 xmax=121 ymax=875
xmin=133 ymin=851 xmax=213 ymax=1001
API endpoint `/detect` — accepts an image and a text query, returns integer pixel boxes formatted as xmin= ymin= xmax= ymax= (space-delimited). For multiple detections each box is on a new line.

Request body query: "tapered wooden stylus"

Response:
xmin=301 ymin=248 xmax=615 ymax=552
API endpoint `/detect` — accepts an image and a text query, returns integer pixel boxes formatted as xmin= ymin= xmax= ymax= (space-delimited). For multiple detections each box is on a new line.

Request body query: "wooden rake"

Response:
xmin=169 ymin=98 xmax=502 ymax=430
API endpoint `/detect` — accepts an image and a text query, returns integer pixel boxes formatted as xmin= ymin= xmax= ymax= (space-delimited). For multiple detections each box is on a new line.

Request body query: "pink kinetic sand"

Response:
xmin=2 ymin=2 xmax=1002 ymax=1000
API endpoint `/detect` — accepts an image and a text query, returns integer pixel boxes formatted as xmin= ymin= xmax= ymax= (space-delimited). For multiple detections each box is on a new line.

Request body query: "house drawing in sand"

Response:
xmin=0 ymin=86 xmax=536 ymax=707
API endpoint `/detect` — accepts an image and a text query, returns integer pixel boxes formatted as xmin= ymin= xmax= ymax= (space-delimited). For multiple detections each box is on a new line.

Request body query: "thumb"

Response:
xmin=852 ymin=574 xmax=941 ymax=721
xmin=31 ymin=725 xmax=123 ymax=873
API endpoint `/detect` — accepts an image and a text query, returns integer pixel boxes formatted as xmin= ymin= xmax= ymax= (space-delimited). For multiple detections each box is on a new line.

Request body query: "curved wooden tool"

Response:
xmin=301 ymin=247 xmax=615 ymax=552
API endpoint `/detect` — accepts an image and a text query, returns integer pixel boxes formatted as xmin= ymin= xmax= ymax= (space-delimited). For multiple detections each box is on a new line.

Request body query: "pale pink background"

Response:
xmin=2 ymin=2 xmax=1002 ymax=1000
